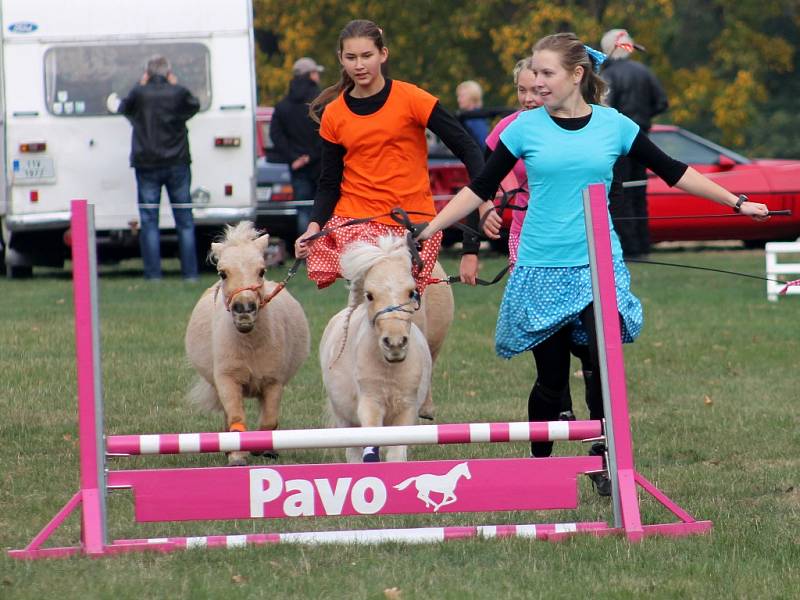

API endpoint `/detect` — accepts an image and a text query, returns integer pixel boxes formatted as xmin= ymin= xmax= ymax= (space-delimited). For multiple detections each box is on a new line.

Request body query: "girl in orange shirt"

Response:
xmin=294 ymin=19 xmax=486 ymax=292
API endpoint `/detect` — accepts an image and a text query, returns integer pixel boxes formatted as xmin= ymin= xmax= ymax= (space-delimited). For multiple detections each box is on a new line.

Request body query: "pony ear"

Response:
xmin=210 ymin=242 xmax=223 ymax=260
xmin=254 ymin=233 xmax=270 ymax=255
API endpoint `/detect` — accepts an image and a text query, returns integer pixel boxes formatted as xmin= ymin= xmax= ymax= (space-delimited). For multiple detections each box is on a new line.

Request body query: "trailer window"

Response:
xmin=44 ymin=43 xmax=211 ymax=117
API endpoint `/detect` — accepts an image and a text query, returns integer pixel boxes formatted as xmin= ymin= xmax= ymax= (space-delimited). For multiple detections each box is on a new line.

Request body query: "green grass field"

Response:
xmin=1 ymin=248 xmax=798 ymax=599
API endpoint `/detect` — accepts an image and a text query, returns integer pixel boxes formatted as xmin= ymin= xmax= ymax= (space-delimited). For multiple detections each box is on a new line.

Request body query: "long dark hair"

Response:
xmin=309 ymin=19 xmax=385 ymax=123
xmin=533 ymin=32 xmax=607 ymax=105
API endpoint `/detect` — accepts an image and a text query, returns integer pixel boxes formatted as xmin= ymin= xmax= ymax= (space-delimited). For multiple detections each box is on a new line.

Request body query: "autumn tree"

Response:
xmin=253 ymin=0 xmax=799 ymax=153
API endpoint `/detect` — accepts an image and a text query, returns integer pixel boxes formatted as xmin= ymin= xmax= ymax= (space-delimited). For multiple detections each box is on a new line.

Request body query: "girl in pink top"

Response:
xmin=484 ymin=57 xmax=542 ymax=265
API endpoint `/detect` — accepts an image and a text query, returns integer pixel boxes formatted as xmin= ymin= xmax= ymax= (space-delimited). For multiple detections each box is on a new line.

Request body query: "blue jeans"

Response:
xmin=135 ymin=165 xmax=198 ymax=280
xmin=290 ymin=171 xmax=317 ymax=201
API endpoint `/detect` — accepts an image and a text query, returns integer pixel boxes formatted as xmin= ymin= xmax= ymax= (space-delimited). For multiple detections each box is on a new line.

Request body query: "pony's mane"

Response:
xmin=219 ymin=221 xmax=263 ymax=248
xmin=340 ymin=236 xmax=411 ymax=284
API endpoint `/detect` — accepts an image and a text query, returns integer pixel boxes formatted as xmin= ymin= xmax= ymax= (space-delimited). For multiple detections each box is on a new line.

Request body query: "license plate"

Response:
xmin=12 ymin=156 xmax=56 ymax=183
xmin=256 ymin=186 xmax=272 ymax=202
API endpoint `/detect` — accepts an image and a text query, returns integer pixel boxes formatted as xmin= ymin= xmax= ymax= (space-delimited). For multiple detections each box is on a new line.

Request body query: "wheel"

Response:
xmin=7 ymin=265 xmax=33 ymax=279
xmin=194 ymin=227 xmax=218 ymax=271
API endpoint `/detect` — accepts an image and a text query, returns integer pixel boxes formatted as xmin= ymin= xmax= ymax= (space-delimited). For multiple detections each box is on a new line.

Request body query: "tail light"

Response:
xmin=30 ymin=190 xmax=39 ymax=202
xmin=20 ymin=142 xmax=47 ymax=153
xmin=271 ymin=183 xmax=293 ymax=201
xmin=214 ymin=137 xmax=241 ymax=147
xmin=224 ymin=184 xmax=233 ymax=196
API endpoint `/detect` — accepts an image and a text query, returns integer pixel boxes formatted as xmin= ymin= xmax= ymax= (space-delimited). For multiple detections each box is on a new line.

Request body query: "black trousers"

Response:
xmin=528 ymin=304 xmax=616 ymax=457
xmin=610 ymin=156 xmax=650 ymax=257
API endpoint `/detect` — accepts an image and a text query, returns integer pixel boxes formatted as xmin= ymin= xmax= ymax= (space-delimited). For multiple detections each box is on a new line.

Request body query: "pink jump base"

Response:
xmin=9 ymin=519 xmax=713 ymax=559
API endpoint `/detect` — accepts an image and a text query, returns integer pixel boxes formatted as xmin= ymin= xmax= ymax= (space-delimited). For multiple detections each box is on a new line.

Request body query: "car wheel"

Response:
xmin=8 ymin=265 xmax=33 ymax=279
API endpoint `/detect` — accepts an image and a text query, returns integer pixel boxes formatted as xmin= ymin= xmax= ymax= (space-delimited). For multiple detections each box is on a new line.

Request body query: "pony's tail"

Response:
xmin=187 ymin=377 xmax=222 ymax=413
xmin=393 ymin=476 xmax=417 ymax=491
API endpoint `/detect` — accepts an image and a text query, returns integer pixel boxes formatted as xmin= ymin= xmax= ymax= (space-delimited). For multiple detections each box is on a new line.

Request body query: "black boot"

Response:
xmin=588 ymin=442 xmax=611 ymax=496
xmin=558 ymin=381 xmax=576 ymax=421
xmin=528 ymin=381 xmax=566 ymax=458
xmin=583 ymin=369 xmax=605 ymax=421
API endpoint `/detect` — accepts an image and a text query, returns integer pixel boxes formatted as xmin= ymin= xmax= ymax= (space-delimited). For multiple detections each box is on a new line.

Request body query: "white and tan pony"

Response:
xmin=185 ymin=222 xmax=310 ymax=465
xmin=320 ymin=236 xmax=453 ymax=463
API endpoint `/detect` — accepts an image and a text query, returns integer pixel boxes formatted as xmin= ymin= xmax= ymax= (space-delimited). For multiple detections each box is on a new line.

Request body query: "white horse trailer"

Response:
xmin=0 ymin=0 xmax=256 ymax=277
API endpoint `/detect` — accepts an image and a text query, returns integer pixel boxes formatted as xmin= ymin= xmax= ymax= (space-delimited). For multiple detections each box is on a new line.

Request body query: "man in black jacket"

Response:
xmin=601 ymin=29 xmax=668 ymax=257
xmin=109 ymin=55 xmax=201 ymax=280
xmin=269 ymin=57 xmax=324 ymax=202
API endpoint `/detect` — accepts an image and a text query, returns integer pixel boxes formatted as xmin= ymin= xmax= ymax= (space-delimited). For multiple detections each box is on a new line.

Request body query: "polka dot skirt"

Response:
xmin=508 ymin=230 xmax=521 ymax=267
xmin=495 ymin=259 xmax=643 ymax=359
xmin=306 ymin=215 xmax=443 ymax=294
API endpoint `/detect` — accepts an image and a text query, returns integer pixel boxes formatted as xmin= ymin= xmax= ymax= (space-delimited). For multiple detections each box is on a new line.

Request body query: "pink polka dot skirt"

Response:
xmin=306 ymin=215 xmax=443 ymax=294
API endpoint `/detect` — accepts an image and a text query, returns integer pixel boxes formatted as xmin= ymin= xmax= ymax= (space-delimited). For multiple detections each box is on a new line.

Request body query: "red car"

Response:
xmin=427 ymin=124 xmax=800 ymax=249
xmin=647 ymin=125 xmax=800 ymax=245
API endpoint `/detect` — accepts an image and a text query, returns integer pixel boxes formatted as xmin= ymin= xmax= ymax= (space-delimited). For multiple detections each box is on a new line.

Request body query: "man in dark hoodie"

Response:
xmin=601 ymin=29 xmax=668 ymax=258
xmin=269 ymin=57 xmax=324 ymax=202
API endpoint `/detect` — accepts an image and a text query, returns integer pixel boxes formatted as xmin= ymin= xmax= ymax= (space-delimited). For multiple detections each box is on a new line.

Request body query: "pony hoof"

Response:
xmin=362 ymin=446 xmax=380 ymax=462
xmin=251 ymin=450 xmax=280 ymax=460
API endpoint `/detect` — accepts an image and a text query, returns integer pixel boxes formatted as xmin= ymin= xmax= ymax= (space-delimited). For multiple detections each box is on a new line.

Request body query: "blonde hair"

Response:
xmin=512 ymin=57 xmax=534 ymax=84
xmin=456 ymin=80 xmax=483 ymax=107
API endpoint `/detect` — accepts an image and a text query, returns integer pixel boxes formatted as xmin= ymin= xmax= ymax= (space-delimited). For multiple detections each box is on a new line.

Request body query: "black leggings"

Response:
xmin=528 ymin=304 xmax=616 ymax=456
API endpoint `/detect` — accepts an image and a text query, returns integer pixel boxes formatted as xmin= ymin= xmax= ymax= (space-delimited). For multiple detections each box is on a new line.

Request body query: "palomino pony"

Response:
xmin=414 ymin=259 xmax=454 ymax=420
xmin=320 ymin=236 xmax=438 ymax=463
xmin=185 ymin=222 xmax=310 ymax=466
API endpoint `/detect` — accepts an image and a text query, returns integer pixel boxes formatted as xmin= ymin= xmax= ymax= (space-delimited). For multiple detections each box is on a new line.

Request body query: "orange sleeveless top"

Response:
xmin=319 ymin=80 xmax=438 ymax=225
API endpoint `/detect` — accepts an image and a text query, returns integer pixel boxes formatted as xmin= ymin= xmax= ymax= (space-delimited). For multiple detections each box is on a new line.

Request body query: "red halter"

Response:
xmin=221 ymin=282 xmax=286 ymax=312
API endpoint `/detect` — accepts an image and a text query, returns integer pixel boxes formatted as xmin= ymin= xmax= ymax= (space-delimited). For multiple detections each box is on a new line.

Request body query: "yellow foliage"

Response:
xmin=250 ymin=0 xmax=796 ymax=151
xmin=712 ymin=71 xmax=767 ymax=146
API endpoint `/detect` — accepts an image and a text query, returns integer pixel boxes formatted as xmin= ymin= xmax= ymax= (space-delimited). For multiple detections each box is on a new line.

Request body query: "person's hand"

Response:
xmin=139 ymin=72 xmax=149 ymax=86
xmin=414 ymin=222 xmax=433 ymax=242
xmin=459 ymin=254 xmax=479 ymax=286
xmin=167 ymin=72 xmax=178 ymax=85
xmin=294 ymin=222 xmax=321 ymax=259
xmin=479 ymin=200 xmax=502 ymax=239
xmin=741 ymin=201 xmax=770 ymax=222
xmin=291 ymin=155 xmax=310 ymax=171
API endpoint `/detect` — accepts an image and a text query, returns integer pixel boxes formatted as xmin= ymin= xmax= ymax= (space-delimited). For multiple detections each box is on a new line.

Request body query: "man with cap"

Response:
xmin=269 ymin=57 xmax=325 ymax=204
xmin=601 ymin=29 xmax=668 ymax=258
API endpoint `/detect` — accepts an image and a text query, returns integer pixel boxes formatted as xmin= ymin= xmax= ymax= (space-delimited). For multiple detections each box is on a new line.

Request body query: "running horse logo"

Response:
xmin=393 ymin=462 xmax=472 ymax=512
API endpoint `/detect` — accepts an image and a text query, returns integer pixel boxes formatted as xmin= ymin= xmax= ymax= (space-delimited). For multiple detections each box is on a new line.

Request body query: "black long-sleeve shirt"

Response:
xmin=468 ymin=113 xmax=687 ymax=202
xmin=310 ymin=79 xmax=485 ymax=253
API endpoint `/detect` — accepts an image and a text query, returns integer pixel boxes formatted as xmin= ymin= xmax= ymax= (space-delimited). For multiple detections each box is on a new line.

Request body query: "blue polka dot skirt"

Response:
xmin=495 ymin=259 xmax=644 ymax=358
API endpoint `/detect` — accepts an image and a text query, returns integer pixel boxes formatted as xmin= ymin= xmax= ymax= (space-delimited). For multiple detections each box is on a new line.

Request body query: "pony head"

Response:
xmin=210 ymin=221 xmax=271 ymax=333
xmin=341 ymin=236 xmax=419 ymax=363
